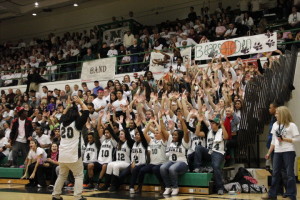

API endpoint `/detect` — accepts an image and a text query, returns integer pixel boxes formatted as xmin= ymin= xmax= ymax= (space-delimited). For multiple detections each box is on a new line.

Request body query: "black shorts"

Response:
xmin=83 ymin=162 xmax=102 ymax=172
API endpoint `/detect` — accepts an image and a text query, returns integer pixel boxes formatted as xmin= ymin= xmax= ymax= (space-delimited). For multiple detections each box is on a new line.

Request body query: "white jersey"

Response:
xmin=168 ymin=139 xmax=189 ymax=164
xmin=98 ymin=136 xmax=117 ymax=164
xmin=207 ymin=128 xmax=225 ymax=155
xmin=58 ymin=122 xmax=82 ymax=163
xmin=131 ymin=142 xmax=146 ymax=165
xmin=148 ymin=139 xmax=168 ymax=165
xmin=188 ymin=132 xmax=206 ymax=155
xmin=116 ymin=141 xmax=131 ymax=163
xmin=83 ymin=142 xmax=98 ymax=163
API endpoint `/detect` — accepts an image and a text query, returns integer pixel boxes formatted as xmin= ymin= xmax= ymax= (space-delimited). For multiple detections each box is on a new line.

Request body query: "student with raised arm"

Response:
xmin=95 ymin=112 xmax=118 ymax=190
xmin=160 ymin=111 xmax=190 ymax=196
xmin=99 ymin=115 xmax=134 ymax=192
xmin=136 ymin=117 xmax=170 ymax=194
xmin=52 ymin=96 xmax=89 ymax=200
xmin=193 ymin=116 xmax=228 ymax=195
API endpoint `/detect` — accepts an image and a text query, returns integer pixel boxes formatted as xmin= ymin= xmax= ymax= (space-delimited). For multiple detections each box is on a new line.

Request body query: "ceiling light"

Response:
xmin=32 ymin=13 xmax=37 ymax=16
xmin=73 ymin=3 xmax=78 ymax=7
xmin=34 ymin=2 xmax=39 ymax=7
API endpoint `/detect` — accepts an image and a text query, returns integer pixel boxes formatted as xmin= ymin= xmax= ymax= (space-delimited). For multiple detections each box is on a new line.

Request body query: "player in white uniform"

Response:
xmin=186 ymin=116 xmax=209 ymax=172
xmin=193 ymin=117 xmax=228 ymax=195
xmin=82 ymin=133 xmax=99 ymax=189
xmin=137 ymin=118 xmax=171 ymax=194
xmin=116 ymin=118 xmax=148 ymax=194
xmin=52 ymin=96 xmax=89 ymax=200
xmin=100 ymin=115 xmax=134 ymax=191
xmin=160 ymin=113 xmax=190 ymax=195
xmin=95 ymin=122 xmax=118 ymax=190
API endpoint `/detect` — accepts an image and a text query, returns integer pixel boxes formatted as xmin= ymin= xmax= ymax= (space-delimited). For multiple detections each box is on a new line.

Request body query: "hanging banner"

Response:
xmin=180 ymin=47 xmax=192 ymax=66
xmin=81 ymin=57 xmax=116 ymax=82
xmin=195 ymin=33 xmax=277 ymax=60
xmin=149 ymin=52 xmax=173 ymax=75
xmin=103 ymin=26 xmax=129 ymax=45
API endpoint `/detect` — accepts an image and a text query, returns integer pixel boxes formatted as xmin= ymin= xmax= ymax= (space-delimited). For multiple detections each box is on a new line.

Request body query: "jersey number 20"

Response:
xmin=61 ymin=127 xmax=74 ymax=139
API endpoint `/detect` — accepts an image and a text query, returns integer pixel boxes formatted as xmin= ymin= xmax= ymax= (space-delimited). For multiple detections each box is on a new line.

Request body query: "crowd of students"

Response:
xmin=0 ymin=43 xmax=284 ymax=195
xmin=1 ymin=1 xmax=299 ymax=87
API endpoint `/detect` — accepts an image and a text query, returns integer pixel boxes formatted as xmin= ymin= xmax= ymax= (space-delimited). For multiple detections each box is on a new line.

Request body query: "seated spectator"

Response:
xmin=35 ymin=126 xmax=51 ymax=152
xmin=107 ymin=43 xmax=118 ymax=57
xmin=215 ymin=21 xmax=227 ymax=40
xmin=82 ymin=48 xmax=97 ymax=61
xmin=0 ymin=129 xmax=9 ymax=162
xmin=242 ymin=12 xmax=254 ymax=30
xmin=43 ymin=142 xmax=59 ymax=189
xmin=224 ymin=23 xmax=238 ymax=39
xmin=21 ymin=139 xmax=47 ymax=187
xmin=123 ymin=30 xmax=135 ymax=49
xmin=288 ymin=6 xmax=300 ymax=27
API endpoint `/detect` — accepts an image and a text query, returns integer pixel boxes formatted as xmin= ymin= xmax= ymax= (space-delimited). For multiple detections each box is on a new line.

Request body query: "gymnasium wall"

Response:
xmin=0 ymin=0 xmax=275 ymax=43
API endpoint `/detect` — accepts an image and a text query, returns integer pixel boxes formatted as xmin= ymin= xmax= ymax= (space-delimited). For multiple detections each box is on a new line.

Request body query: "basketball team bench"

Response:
xmin=0 ymin=167 xmax=213 ymax=195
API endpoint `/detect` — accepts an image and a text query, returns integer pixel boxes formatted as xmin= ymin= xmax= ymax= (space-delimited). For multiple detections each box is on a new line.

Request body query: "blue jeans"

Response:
xmin=130 ymin=56 xmax=139 ymax=72
xmin=269 ymin=151 xmax=297 ymax=200
xmin=160 ymin=161 xmax=188 ymax=188
xmin=194 ymin=145 xmax=225 ymax=191
xmin=138 ymin=164 xmax=163 ymax=186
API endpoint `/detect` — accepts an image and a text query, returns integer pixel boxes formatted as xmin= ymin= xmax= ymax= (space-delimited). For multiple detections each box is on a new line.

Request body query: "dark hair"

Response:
xmin=116 ymin=90 xmax=123 ymax=95
xmin=87 ymin=103 xmax=94 ymax=108
xmin=270 ymin=102 xmax=279 ymax=108
xmin=174 ymin=129 xmax=184 ymax=147
xmin=122 ymin=84 xmax=130 ymax=92
xmin=60 ymin=103 xmax=79 ymax=127
xmin=113 ymin=122 xmax=119 ymax=129
xmin=0 ymin=129 xmax=5 ymax=139
xmin=31 ymin=139 xmax=40 ymax=147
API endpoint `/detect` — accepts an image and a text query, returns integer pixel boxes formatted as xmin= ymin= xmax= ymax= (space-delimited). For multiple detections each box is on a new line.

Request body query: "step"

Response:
xmin=0 ymin=168 xmax=24 ymax=178
xmin=0 ymin=167 xmax=213 ymax=187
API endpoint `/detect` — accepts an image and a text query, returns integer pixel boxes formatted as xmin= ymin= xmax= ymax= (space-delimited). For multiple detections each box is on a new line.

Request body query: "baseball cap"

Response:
xmin=209 ymin=117 xmax=220 ymax=124
xmin=133 ymin=73 xmax=138 ymax=77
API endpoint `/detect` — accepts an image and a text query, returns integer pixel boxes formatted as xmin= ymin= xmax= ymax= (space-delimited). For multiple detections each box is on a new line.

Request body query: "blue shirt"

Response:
xmin=93 ymin=86 xmax=104 ymax=95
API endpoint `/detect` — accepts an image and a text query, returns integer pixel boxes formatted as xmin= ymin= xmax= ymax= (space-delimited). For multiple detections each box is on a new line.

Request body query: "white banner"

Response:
xmin=180 ymin=47 xmax=192 ymax=66
xmin=149 ymin=47 xmax=192 ymax=76
xmin=103 ymin=26 xmax=129 ymax=45
xmin=149 ymin=52 xmax=173 ymax=75
xmin=81 ymin=57 xmax=116 ymax=82
xmin=195 ymin=33 xmax=277 ymax=60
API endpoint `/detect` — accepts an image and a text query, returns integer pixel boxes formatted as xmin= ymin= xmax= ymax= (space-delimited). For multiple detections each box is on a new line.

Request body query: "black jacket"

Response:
xmin=10 ymin=117 xmax=33 ymax=145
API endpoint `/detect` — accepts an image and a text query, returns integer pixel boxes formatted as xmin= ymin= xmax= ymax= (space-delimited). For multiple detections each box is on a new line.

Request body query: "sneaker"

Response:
xmin=78 ymin=197 xmax=87 ymax=200
xmin=84 ymin=183 xmax=94 ymax=189
xmin=67 ymin=183 xmax=74 ymax=187
xmin=19 ymin=165 xmax=25 ymax=168
xmin=163 ymin=188 xmax=172 ymax=195
xmin=217 ymin=189 xmax=224 ymax=195
xmin=52 ymin=197 xmax=63 ymax=200
xmin=48 ymin=185 xmax=54 ymax=189
xmin=129 ymin=188 xmax=135 ymax=194
xmin=171 ymin=188 xmax=179 ymax=196
xmin=10 ymin=165 xmax=17 ymax=168
xmin=98 ymin=185 xmax=109 ymax=191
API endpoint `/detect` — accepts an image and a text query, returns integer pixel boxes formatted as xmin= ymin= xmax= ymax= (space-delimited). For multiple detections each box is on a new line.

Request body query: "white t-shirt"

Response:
xmin=107 ymin=49 xmax=118 ymax=57
xmin=16 ymin=119 xmax=26 ymax=143
xmin=36 ymin=134 xmax=51 ymax=149
xmin=27 ymin=147 xmax=47 ymax=163
xmin=0 ymin=137 xmax=9 ymax=156
xmin=5 ymin=128 xmax=11 ymax=139
xmin=112 ymin=99 xmax=127 ymax=112
xmin=289 ymin=12 xmax=300 ymax=24
xmin=271 ymin=122 xmax=300 ymax=153
xmin=206 ymin=128 xmax=225 ymax=155
xmin=92 ymin=98 xmax=107 ymax=112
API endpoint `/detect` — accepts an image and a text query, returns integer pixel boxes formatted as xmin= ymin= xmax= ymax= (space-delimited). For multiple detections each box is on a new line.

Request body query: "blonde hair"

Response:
xmin=276 ymin=106 xmax=293 ymax=127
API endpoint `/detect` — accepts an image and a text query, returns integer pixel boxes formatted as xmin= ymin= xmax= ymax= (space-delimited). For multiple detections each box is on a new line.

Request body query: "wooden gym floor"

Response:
xmin=0 ymin=184 xmax=299 ymax=200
